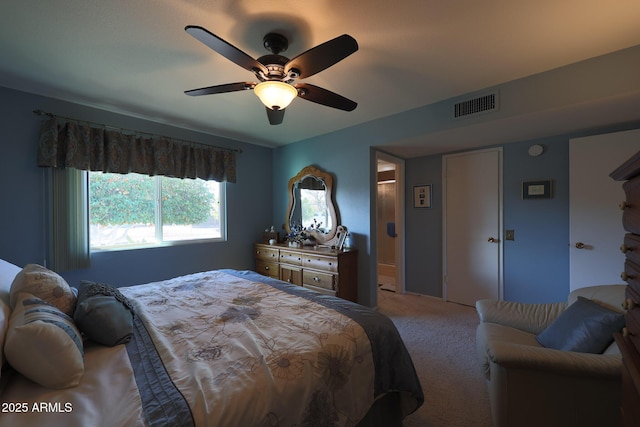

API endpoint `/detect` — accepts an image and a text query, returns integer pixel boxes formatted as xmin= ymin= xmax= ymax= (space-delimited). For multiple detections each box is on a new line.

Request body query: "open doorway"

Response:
xmin=376 ymin=152 xmax=405 ymax=294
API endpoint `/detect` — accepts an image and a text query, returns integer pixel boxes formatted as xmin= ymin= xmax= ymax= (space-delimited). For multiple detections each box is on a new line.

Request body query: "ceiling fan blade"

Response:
xmin=266 ymin=108 xmax=285 ymax=125
xmin=185 ymin=25 xmax=268 ymax=75
xmin=184 ymin=82 xmax=256 ymax=96
xmin=295 ymin=83 xmax=357 ymax=111
xmin=285 ymin=34 xmax=358 ymax=79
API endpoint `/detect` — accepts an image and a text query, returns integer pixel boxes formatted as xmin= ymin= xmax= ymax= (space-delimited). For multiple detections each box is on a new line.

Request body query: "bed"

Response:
xmin=0 ymin=259 xmax=423 ymax=426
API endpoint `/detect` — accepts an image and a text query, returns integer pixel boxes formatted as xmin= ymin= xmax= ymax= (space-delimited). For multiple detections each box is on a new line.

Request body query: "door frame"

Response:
xmin=442 ymin=147 xmax=504 ymax=302
xmin=376 ymin=151 xmax=406 ymax=294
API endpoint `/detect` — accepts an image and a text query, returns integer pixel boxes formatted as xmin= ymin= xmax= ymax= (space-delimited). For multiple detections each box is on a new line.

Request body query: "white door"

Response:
xmin=443 ymin=148 xmax=502 ymax=306
xmin=569 ymin=129 xmax=640 ymax=291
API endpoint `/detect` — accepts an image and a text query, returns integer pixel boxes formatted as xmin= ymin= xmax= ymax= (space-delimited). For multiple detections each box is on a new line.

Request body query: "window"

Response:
xmin=89 ymin=172 xmax=225 ymax=249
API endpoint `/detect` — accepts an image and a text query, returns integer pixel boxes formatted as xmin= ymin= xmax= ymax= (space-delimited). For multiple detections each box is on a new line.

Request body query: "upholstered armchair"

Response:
xmin=475 ymin=285 xmax=626 ymax=427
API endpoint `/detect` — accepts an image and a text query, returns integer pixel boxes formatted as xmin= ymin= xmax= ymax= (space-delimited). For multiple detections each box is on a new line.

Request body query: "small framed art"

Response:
xmin=522 ymin=180 xmax=552 ymax=199
xmin=413 ymin=184 xmax=432 ymax=208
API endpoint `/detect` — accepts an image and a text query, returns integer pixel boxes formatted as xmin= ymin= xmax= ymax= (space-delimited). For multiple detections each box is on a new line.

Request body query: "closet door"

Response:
xmin=569 ymin=129 xmax=640 ymax=291
xmin=443 ymin=148 xmax=502 ymax=306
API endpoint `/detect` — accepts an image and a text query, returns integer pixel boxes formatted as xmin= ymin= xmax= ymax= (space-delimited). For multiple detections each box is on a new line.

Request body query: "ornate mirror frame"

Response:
xmin=285 ymin=165 xmax=339 ymax=244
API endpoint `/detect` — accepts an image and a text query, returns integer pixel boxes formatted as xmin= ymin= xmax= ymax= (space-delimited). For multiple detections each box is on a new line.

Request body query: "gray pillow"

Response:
xmin=536 ymin=296 xmax=625 ymax=354
xmin=73 ymin=281 xmax=134 ymax=347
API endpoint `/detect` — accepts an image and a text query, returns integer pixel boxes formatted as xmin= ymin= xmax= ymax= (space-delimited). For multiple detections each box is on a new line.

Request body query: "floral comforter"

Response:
xmin=0 ymin=269 xmax=422 ymax=427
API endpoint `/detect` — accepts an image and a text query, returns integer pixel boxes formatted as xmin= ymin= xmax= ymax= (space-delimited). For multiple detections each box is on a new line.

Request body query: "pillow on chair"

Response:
xmin=536 ymin=296 xmax=625 ymax=354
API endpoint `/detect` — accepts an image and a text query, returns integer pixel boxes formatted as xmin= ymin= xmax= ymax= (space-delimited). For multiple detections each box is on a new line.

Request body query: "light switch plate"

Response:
xmin=505 ymin=229 xmax=515 ymax=241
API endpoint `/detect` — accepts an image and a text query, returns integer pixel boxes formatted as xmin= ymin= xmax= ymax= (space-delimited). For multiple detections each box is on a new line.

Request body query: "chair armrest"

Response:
xmin=487 ymin=341 xmax=621 ymax=379
xmin=476 ymin=300 xmax=567 ymax=334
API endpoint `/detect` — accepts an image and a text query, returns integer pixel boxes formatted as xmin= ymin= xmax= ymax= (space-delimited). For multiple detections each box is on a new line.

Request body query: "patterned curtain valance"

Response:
xmin=37 ymin=116 xmax=237 ymax=183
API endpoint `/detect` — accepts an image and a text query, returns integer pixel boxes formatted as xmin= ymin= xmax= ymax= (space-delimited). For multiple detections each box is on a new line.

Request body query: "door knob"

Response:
xmin=487 ymin=237 xmax=499 ymax=243
xmin=575 ymin=242 xmax=585 ymax=249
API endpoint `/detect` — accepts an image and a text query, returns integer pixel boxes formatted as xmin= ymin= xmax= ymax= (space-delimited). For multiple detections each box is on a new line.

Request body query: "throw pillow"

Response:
xmin=74 ymin=281 xmax=134 ymax=346
xmin=536 ymin=296 xmax=625 ymax=354
xmin=9 ymin=264 xmax=77 ymax=316
xmin=4 ymin=293 xmax=84 ymax=389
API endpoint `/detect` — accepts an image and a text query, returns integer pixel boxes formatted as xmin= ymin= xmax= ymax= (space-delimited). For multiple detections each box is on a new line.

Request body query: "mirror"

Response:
xmin=286 ymin=166 xmax=338 ymax=244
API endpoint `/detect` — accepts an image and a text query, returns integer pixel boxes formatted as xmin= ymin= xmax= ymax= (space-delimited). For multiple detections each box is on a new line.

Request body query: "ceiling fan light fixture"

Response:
xmin=254 ymin=81 xmax=298 ymax=110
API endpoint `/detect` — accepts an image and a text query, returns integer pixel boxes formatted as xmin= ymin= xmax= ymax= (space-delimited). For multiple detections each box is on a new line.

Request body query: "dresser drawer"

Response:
xmin=623 ymin=260 xmax=640 ymax=294
xmin=255 ymin=245 xmax=279 ymax=262
xmin=279 ymin=250 xmax=303 ymax=266
xmin=303 ymin=255 xmax=338 ymax=273
xmin=625 ymin=307 xmax=640 ymax=354
xmin=303 ymin=270 xmax=336 ymax=291
xmin=622 ymin=177 xmax=640 ymax=235
xmin=622 ymin=234 xmax=640 ymax=266
xmin=280 ymin=265 xmax=302 ymax=286
xmin=627 ymin=285 xmax=640 ymax=307
xmin=255 ymin=260 xmax=279 ymax=279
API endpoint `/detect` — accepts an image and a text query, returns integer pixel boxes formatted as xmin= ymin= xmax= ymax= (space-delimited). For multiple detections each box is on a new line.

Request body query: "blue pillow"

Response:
xmin=73 ymin=281 xmax=134 ymax=347
xmin=536 ymin=296 xmax=625 ymax=354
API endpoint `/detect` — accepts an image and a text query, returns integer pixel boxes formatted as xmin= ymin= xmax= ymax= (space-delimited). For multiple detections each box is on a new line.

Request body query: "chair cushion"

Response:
xmin=476 ymin=322 xmax=542 ymax=380
xmin=536 ymin=296 xmax=625 ymax=354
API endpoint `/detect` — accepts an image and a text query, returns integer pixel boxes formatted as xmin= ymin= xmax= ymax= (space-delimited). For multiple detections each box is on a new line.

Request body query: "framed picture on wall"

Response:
xmin=522 ymin=180 xmax=553 ymax=199
xmin=413 ymin=184 xmax=432 ymax=208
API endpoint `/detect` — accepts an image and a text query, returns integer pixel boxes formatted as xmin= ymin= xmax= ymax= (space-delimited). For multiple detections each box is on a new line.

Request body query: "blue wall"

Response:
xmin=394 ymin=124 xmax=640 ymax=304
xmin=2 ymin=84 xmax=639 ymax=306
xmin=272 ymin=133 xmax=374 ymax=305
xmin=272 ymin=121 xmax=640 ymax=306
xmin=0 ymin=86 xmax=272 ymax=288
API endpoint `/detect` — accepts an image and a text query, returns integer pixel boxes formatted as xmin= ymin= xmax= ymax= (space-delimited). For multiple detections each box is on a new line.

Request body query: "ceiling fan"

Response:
xmin=184 ymin=25 xmax=359 ymax=125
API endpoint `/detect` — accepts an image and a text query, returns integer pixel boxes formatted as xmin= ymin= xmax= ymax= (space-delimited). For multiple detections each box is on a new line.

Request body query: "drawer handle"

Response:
xmin=623 ymin=299 xmax=636 ymax=310
xmin=620 ymin=243 xmax=631 ymax=253
xmin=265 ymin=266 xmax=270 ymax=271
xmin=313 ymin=276 xmax=320 ymax=282
xmin=621 ymin=271 xmax=633 ymax=281
xmin=619 ymin=201 xmax=630 ymax=210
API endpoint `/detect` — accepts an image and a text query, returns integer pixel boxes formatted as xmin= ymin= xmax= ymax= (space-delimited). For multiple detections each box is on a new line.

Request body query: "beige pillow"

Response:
xmin=10 ymin=264 xmax=76 ymax=316
xmin=4 ymin=293 xmax=84 ymax=389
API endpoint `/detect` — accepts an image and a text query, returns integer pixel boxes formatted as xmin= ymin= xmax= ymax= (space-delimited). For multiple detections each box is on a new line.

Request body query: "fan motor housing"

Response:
xmin=263 ymin=32 xmax=288 ymax=54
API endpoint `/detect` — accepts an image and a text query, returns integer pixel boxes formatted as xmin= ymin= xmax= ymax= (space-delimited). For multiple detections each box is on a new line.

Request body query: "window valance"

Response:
xmin=37 ymin=115 xmax=237 ymax=183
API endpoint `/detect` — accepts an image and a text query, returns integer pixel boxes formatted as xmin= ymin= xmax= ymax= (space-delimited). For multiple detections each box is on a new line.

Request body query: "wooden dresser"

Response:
xmin=611 ymin=148 xmax=640 ymax=427
xmin=254 ymin=243 xmax=358 ymax=302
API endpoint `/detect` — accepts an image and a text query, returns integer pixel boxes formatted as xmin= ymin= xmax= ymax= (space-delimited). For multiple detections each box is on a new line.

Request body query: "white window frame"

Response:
xmin=88 ymin=171 xmax=227 ymax=251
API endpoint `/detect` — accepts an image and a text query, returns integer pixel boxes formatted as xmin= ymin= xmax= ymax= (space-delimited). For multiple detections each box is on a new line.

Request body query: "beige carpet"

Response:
xmin=377 ymin=290 xmax=493 ymax=427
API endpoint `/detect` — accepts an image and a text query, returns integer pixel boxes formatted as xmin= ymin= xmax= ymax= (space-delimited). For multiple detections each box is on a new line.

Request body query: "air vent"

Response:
xmin=453 ymin=93 xmax=497 ymax=118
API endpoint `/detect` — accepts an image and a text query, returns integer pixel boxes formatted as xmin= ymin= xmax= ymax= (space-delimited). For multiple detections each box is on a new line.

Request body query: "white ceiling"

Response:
xmin=1 ymin=0 xmax=640 ymax=156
